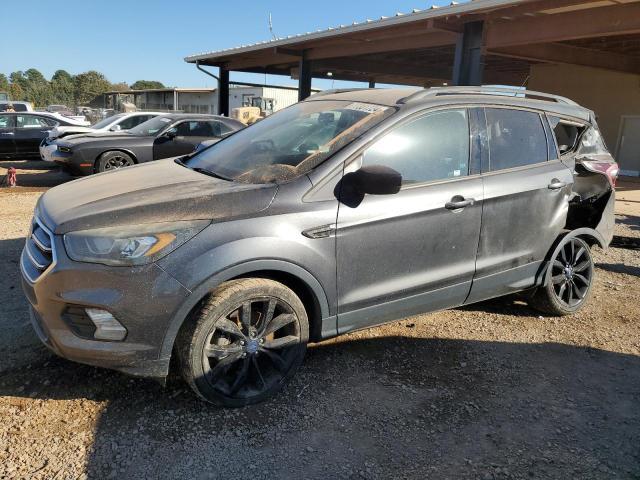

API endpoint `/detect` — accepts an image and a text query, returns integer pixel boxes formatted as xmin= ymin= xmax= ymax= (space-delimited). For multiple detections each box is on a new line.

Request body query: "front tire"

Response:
xmin=177 ymin=279 xmax=309 ymax=407
xmin=531 ymin=236 xmax=595 ymax=316
xmin=96 ymin=151 xmax=135 ymax=173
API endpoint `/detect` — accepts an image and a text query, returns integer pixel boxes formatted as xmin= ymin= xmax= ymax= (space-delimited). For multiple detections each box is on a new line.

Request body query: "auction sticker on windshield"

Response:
xmin=344 ymin=102 xmax=390 ymax=114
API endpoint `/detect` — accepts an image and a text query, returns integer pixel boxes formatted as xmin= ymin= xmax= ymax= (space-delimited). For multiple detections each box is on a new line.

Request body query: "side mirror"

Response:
xmin=110 ymin=124 xmax=121 ymax=131
xmin=350 ymin=165 xmax=402 ymax=195
xmin=164 ymin=128 xmax=177 ymax=139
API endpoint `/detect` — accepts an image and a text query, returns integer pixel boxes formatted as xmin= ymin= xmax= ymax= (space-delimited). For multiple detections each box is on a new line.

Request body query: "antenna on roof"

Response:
xmin=268 ymin=13 xmax=277 ymax=40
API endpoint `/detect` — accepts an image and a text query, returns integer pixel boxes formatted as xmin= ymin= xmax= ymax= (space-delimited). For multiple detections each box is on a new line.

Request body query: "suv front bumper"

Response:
xmin=20 ymin=218 xmax=191 ymax=378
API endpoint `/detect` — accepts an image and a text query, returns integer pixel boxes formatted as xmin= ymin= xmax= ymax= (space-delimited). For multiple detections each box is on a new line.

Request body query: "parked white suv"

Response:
xmin=40 ymin=112 xmax=163 ymax=162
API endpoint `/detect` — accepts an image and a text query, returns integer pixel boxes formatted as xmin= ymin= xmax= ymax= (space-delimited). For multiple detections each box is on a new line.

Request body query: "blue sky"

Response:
xmin=0 ymin=0 xmax=457 ymax=89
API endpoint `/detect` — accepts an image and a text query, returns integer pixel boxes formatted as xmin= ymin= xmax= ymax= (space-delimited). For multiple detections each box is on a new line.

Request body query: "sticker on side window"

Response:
xmin=343 ymin=102 xmax=389 ymax=114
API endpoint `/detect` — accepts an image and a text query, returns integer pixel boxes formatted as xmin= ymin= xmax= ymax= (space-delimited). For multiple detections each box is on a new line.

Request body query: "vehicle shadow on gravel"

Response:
xmin=596 ymin=262 xmax=640 ymax=276
xmin=1 ymin=336 xmax=639 ymax=479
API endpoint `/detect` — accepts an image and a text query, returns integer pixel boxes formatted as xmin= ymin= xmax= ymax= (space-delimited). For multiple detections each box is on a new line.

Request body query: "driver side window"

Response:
xmin=363 ymin=109 xmax=470 ymax=185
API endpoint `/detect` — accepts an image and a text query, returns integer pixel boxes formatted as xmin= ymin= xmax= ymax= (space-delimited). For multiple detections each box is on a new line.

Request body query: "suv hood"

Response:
xmin=38 ymin=160 xmax=277 ymax=234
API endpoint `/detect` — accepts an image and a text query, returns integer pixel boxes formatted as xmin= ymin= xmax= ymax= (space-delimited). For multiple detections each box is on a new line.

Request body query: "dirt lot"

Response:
xmin=1 ymin=161 xmax=639 ymax=479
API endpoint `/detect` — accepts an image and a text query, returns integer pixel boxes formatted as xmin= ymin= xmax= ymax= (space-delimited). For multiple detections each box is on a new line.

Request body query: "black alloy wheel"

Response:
xmin=551 ymin=237 xmax=594 ymax=308
xmin=97 ymin=151 xmax=135 ymax=173
xmin=202 ymin=297 xmax=302 ymax=398
xmin=178 ymin=279 xmax=309 ymax=407
xmin=531 ymin=236 xmax=595 ymax=316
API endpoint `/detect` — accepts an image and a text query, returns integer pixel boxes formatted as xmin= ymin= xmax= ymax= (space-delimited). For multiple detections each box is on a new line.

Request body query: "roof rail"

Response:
xmin=398 ymin=86 xmax=578 ymax=106
xmin=307 ymin=88 xmax=370 ymax=99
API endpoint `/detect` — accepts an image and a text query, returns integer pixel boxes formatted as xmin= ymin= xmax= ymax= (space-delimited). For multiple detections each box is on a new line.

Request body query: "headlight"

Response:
xmin=63 ymin=220 xmax=209 ymax=266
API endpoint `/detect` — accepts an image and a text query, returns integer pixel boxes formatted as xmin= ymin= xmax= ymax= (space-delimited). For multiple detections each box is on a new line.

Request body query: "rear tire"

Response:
xmin=177 ymin=279 xmax=309 ymax=407
xmin=531 ymin=236 xmax=595 ymax=316
xmin=96 ymin=151 xmax=134 ymax=173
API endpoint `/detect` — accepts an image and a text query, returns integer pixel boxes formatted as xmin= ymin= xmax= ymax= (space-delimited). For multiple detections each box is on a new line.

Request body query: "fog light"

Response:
xmin=85 ymin=308 xmax=127 ymax=341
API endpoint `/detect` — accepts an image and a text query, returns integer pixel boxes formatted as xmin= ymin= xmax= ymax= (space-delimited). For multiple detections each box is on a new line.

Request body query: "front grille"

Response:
xmin=21 ymin=218 xmax=55 ymax=283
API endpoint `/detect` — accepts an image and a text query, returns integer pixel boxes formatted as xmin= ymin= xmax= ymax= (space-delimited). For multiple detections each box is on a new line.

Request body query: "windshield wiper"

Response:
xmin=192 ymin=167 xmax=233 ymax=181
xmin=174 ymin=158 xmax=232 ymax=181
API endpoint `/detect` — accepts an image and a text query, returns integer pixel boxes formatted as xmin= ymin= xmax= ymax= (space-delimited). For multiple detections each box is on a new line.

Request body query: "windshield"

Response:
xmin=186 ymin=100 xmax=395 ymax=183
xmin=91 ymin=114 xmax=125 ymax=130
xmin=128 ymin=116 xmax=173 ymax=136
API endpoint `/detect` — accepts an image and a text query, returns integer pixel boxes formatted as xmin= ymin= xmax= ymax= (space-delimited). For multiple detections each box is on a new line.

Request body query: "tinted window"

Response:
xmin=0 ymin=115 xmax=13 ymax=128
xmin=0 ymin=103 xmax=28 ymax=112
xmin=118 ymin=115 xmax=151 ymax=130
xmin=17 ymin=115 xmax=55 ymax=128
xmin=363 ymin=109 xmax=469 ymax=185
xmin=548 ymin=116 xmax=583 ymax=155
xmin=486 ymin=108 xmax=547 ymax=171
xmin=175 ymin=121 xmax=222 ymax=137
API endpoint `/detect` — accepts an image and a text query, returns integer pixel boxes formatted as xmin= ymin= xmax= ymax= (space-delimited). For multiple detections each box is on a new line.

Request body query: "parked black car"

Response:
xmin=0 ymin=112 xmax=84 ymax=158
xmin=22 ymin=87 xmax=617 ymax=407
xmin=51 ymin=114 xmax=245 ymax=175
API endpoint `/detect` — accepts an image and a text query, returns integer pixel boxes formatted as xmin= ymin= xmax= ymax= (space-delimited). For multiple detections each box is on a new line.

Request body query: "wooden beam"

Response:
xmin=485 ymin=0 xmax=614 ymax=20
xmin=490 ymin=42 xmax=640 ymax=74
xmin=486 ymin=2 xmax=640 ymax=48
xmin=224 ymin=31 xmax=456 ymax=70
xmin=314 ymin=57 xmax=452 ymax=81
xmin=307 ymin=30 xmax=456 ymax=60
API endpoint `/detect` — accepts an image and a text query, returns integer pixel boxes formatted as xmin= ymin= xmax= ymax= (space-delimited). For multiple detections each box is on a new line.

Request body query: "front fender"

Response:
xmin=157 ymin=258 xmax=331 ymax=363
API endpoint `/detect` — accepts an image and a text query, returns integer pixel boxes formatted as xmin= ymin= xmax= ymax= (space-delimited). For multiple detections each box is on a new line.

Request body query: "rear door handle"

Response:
xmin=445 ymin=196 xmax=475 ymax=210
xmin=548 ymin=179 xmax=567 ymax=190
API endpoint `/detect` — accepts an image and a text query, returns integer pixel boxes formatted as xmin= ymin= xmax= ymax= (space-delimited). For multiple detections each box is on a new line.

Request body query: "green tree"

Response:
xmin=0 ymin=74 xmax=9 ymax=92
xmin=110 ymin=82 xmax=130 ymax=92
xmin=8 ymin=82 xmax=23 ymax=101
xmin=130 ymin=80 xmax=165 ymax=90
xmin=74 ymin=70 xmax=111 ymax=106
xmin=50 ymin=69 xmax=74 ymax=106
xmin=9 ymin=71 xmax=27 ymax=91
xmin=23 ymin=68 xmax=51 ymax=107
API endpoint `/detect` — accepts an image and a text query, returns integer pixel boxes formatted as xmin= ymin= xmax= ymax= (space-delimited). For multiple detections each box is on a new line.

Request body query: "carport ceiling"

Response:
xmin=186 ymin=0 xmax=640 ymax=87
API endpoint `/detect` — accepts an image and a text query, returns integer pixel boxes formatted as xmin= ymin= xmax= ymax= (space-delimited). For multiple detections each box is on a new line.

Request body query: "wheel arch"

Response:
xmin=94 ymin=148 xmax=138 ymax=171
xmin=538 ymin=227 xmax=605 ymax=285
xmin=159 ymin=259 xmax=332 ymax=367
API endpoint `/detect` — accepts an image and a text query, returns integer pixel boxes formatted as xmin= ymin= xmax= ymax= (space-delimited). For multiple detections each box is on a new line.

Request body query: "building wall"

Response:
xmin=176 ymin=92 xmax=216 ymax=113
xmin=528 ymin=63 xmax=640 ymax=154
xmin=228 ymin=87 xmax=299 ymax=114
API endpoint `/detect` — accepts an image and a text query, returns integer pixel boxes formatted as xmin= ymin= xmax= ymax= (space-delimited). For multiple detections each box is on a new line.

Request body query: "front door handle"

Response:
xmin=445 ymin=196 xmax=475 ymax=210
xmin=548 ymin=179 xmax=567 ymax=190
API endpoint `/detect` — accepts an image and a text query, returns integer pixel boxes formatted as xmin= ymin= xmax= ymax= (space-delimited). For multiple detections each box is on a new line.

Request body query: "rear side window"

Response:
xmin=548 ymin=116 xmax=584 ymax=155
xmin=485 ymin=108 xmax=548 ymax=171
xmin=118 ymin=115 xmax=151 ymax=130
xmin=363 ymin=109 xmax=470 ymax=185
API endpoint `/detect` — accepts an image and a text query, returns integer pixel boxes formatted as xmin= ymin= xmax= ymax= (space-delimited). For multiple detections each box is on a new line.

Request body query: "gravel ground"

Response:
xmin=1 ymin=161 xmax=639 ymax=480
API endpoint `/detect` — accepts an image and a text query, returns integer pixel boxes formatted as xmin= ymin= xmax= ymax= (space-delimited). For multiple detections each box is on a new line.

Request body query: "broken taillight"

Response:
xmin=580 ymin=160 xmax=619 ymax=188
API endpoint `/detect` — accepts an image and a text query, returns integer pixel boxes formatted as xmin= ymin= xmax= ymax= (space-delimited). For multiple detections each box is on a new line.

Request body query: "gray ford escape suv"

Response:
xmin=21 ymin=87 xmax=617 ymax=406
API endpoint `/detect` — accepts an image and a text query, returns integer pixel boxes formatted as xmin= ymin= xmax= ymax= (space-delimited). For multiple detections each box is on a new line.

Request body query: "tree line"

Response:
xmin=0 ymin=68 xmax=166 ymax=108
